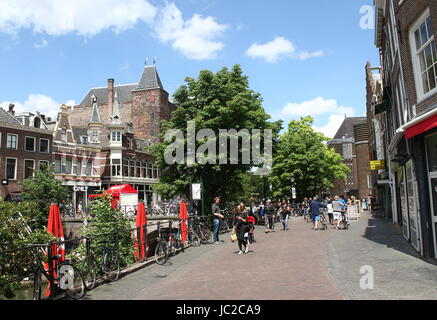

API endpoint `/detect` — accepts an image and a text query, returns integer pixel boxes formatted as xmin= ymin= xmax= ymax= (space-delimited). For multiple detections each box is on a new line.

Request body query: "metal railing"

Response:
xmin=0 ymin=216 xmax=197 ymax=300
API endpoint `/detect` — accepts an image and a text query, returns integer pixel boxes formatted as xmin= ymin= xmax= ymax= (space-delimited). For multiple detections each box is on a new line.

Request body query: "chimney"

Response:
xmin=108 ymin=78 xmax=114 ymax=119
xmin=8 ymin=103 xmax=15 ymax=115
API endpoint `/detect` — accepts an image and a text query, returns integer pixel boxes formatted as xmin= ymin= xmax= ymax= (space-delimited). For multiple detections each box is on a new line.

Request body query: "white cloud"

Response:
xmin=154 ymin=3 xmax=228 ymax=60
xmin=313 ymin=114 xmax=347 ymax=139
xmin=279 ymin=97 xmax=356 ymax=138
xmin=246 ymin=37 xmax=294 ymax=63
xmin=245 ymin=36 xmax=324 ymax=63
xmin=0 ymin=94 xmax=75 ymax=118
xmin=34 ymin=39 xmax=48 ymax=48
xmin=0 ymin=0 xmax=157 ymax=36
xmin=281 ymin=97 xmax=354 ymax=118
xmin=296 ymin=50 xmax=324 ymax=61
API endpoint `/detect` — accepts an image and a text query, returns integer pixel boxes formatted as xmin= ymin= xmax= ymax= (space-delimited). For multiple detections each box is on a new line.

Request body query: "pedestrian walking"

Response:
xmin=310 ymin=196 xmax=326 ymax=230
xmin=233 ymin=211 xmax=251 ymax=255
xmin=326 ymin=198 xmax=334 ymax=225
xmin=279 ymin=204 xmax=290 ymax=231
xmin=332 ymin=195 xmax=343 ymax=229
xmin=212 ymin=197 xmax=224 ymax=244
xmin=265 ymin=200 xmax=275 ymax=233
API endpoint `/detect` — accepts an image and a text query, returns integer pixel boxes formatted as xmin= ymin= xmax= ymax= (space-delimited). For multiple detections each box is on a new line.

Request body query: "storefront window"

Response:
xmin=426 ymin=134 xmax=437 ymax=172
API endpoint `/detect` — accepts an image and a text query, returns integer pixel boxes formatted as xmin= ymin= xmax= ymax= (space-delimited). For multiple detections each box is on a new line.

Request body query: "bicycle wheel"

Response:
xmin=154 ymin=240 xmax=169 ymax=265
xmin=81 ymin=258 xmax=96 ymax=290
xmin=103 ymin=252 xmax=120 ymax=281
xmin=189 ymin=232 xmax=201 ymax=247
xmin=33 ymin=269 xmax=46 ymax=300
xmin=62 ymin=263 xmax=86 ymax=300
xmin=168 ymin=237 xmax=177 ymax=256
xmin=202 ymin=227 xmax=214 ymax=244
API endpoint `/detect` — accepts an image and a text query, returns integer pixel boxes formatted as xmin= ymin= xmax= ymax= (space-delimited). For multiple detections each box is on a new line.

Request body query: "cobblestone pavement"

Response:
xmin=85 ymin=213 xmax=437 ymax=300
xmin=325 ymin=211 xmax=437 ymax=300
xmin=86 ymin=216 xmax=345 ymax=300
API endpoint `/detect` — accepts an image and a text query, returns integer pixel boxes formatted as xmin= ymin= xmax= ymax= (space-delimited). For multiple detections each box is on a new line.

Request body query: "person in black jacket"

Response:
xmin=233 ymin=211 xmax=251 ymax=255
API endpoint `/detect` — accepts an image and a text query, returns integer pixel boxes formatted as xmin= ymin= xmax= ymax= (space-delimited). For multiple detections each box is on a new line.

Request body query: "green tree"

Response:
xmin=21 ymin=167 xmax=69 ymax=228
xmin=152 ymin=65 xmax=276 ymax=211
xmin=0 ymin=200 xmax=54 ymax=299
xmin=69 ymin=194 xmax=135 ymax=273
xmin=269 ymin=116 xmax=349 ymax=200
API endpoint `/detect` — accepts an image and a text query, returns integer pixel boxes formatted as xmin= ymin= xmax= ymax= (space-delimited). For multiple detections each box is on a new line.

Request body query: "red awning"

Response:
xmin=405 ymin=114 xmax=437 ymax=139
xmin=105 ymin=184 xmax=138 ymax=195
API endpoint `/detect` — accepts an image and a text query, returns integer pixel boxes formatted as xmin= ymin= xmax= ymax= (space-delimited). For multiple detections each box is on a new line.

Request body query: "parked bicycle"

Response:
xmin=194 ymin=216 xmax=213 ymax=244
xmin=80 ymin=237 xmax=96 ymax=290
xmin=28 ymin=244 xmax=86 ymax=300
xmin=154 ymin=222 xmax=170 ymax=265
xmin=101 ymin=235 xmax=120 ymax=281
xmin=166 ymin=221 xmax=185 ymax=257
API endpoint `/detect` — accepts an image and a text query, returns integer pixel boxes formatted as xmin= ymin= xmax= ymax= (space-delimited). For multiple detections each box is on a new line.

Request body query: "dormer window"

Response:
xmin=61 ymin=128 xmax=67 ymax=142
xmin=81 ymin=136 xmax=89 ymax=144
xmin=92 ymin=130 xmax=99 ymax=142
xmin=111 ymin=130 xmax=121 ymax=142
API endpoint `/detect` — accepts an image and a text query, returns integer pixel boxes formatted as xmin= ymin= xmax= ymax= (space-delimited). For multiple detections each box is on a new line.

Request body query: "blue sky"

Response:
xmin=0 ymin=0 xmax=379 ymax=138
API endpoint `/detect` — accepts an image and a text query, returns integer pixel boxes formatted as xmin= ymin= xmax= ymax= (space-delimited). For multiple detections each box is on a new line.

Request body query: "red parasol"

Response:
xmin=45 ymin=203 xmax=65 ymax=296
xmin=134 ymin=201 xmax=147 ymax=261
xmin=179 ymin=201 xmax=188 ymax=243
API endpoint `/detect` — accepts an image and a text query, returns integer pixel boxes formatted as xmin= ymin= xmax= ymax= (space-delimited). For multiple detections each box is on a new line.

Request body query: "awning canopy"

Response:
xmin=105 ymin=184 xmax=138 ymax=195
xmin=405 ymin=114 xmax=437 ymax=139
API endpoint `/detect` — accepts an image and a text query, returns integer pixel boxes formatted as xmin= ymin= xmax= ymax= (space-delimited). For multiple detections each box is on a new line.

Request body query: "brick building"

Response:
xmin=372 ymin=0 xmax=437 ymax=257
xmin=365 ymin=62 xmax=392 ymax=218
xmin=327 ymin=117 xmax=372 ymax=200
xmin=53 ymin=63 xmax=176 ymax=213
xmin=0 ymin=104 xmax=52 ymax=200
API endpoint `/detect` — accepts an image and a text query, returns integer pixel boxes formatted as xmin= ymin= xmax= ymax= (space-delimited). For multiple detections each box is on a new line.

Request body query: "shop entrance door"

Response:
xmin=405 ymin=160 xmax=420 ymax=251
xmin=429 ymin=175 xmax=437 ymax=257
xmin=426 ymin=134 xmax=437 ymax=257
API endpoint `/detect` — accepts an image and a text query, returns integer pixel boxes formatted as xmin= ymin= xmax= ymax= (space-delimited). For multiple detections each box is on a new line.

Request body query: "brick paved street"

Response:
xmin=85 ymin=213 xmax=437 ymax=300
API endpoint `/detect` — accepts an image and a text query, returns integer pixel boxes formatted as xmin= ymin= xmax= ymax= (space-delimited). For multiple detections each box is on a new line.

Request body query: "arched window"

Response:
xmin=34 ymin=117 xmax=41 ymax=128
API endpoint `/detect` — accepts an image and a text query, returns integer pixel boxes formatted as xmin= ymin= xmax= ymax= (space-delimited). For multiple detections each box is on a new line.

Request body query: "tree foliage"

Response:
xmin=269 ymin=116 xmax=349 ymax=200
xmin=152 ymin=65 xmax=276 ymax=211
xmin=0 ymin=200 xmax=54 ymax=299
xmin=21 ymin=167 xmax=69 ymax=228
xmin=69 ymin=194 xmax=135 ymax=273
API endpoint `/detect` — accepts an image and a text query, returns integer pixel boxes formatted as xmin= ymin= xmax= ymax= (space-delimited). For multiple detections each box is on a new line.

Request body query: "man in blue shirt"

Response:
xmin=310 ymin=196 xmax=326 ymax=231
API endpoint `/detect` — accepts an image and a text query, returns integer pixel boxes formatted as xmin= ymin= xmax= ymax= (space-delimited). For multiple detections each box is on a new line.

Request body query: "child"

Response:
xmin=247 ymin=212 xmax=256 ymax=243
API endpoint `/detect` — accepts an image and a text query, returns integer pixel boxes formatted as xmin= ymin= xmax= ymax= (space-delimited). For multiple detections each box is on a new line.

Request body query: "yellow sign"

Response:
xmin=370 ymin=164 xmax=385 ymax=170
xmin=370 ymin=160 xmax=385 ymax=166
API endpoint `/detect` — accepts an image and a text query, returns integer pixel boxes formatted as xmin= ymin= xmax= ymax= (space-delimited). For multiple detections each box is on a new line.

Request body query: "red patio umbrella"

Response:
xmin=45 ymin=203 xmax=65 ymax=296
xmin=179 ymin=201 xmax=188 ymax=243
xmin=134 ymin=201 xmax=147 ymax=261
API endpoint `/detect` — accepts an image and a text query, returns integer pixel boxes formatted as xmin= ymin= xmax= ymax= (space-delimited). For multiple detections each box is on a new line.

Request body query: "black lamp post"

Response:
xmin=187 ymin=167 xmax=194 ymax=215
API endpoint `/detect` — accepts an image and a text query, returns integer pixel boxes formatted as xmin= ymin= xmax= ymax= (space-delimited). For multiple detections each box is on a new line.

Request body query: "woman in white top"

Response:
xmin=326 ymin=199 xmax=334 ymax=225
